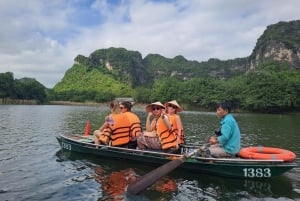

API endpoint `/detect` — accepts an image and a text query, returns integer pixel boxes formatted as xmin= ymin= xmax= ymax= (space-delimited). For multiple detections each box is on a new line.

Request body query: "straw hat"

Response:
xmin=165 ymin=100 xmax=182 ymax=112
xmin=146 ymin=101 xmax=165 ymax=112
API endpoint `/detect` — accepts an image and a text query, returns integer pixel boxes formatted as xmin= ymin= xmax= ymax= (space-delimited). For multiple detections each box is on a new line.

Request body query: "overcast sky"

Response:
xmin=1 ymin=0 xmax=300 ymax=88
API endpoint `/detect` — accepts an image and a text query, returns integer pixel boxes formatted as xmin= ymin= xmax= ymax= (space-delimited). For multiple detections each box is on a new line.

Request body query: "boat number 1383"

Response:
xmin=243 ymin=168 xmax=271 ymax=178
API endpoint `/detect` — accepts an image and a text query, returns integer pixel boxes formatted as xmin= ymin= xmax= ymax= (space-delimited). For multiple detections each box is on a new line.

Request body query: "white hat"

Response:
xmin=164 ymin=100 xmax=182 ymax=112
xmin=146 ymin=101 xmax=165 ymax=112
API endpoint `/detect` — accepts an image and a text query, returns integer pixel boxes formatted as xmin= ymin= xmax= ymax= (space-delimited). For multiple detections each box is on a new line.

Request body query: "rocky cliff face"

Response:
xmin=249 ymin=40 xmax=300 ymax=70
xmin=248 ymin=20 xmax=300 ymax=70
xmin=66 ymin=20 xmax=300 ymax=90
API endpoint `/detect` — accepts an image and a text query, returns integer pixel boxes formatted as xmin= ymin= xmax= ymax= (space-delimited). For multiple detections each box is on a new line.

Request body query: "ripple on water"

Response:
xmin=1 ymin=106 xmax=300 ymax=201
xmin=170 ymin=180 xmax=217 ymax=201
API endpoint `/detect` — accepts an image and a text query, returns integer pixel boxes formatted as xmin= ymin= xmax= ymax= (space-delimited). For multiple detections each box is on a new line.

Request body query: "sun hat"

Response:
xmin=146 ymin=101 xmax=165 ymax=112
xmin=164 ymin=100 xmax=182 ymax=112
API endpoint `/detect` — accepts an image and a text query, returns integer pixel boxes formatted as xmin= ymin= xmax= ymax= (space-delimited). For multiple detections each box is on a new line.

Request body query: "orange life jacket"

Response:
xmin=156 ymin=116 xmax=178 ymax=150
xmin=168 ymin=114 xmax=185 ymax=144
xmin=100 ymin=113 xmax=131 ymax=146
xmin=123 ymin=112 xmax=142 ymax=141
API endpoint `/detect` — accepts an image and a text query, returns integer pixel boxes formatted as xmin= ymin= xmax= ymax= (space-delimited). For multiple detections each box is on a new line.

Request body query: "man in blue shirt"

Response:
xmin=206 ymin=102 xmax=241 ymax=157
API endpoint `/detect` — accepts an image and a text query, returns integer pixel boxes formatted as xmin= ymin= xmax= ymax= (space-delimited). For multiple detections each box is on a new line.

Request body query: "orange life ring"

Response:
xmin=239 ymin=146 xmax=296 ymax=162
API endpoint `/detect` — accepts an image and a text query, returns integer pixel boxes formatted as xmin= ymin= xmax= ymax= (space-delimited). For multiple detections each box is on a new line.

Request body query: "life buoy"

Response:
xmin=239 ymin=146 xmax=296 ymax=162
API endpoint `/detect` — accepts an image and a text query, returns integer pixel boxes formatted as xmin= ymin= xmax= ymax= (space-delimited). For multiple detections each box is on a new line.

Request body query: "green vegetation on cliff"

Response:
xmin=52 ymin=64 xmax=133 ymax=102
xmin=134 ymin=62 xmax=299 ymax=112
xmin=1 ymin=20 xmax=300 ymax=112
xmin=50 ymin=20 xmax=300 ymax=112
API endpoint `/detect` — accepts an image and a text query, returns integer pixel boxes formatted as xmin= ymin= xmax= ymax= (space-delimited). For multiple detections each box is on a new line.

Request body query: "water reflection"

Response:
xmin=195 ymin=175 xmax=293 ymax=200
xmin=55 ymin=149 xmax=298 ymax=201
xmin=95 ymin=167 xmax=136 ymax=201
xmin=54 ymin=107 xmax=300 ymax=200
xmin=2 ymin=105 xmax=298 ymax=201
xmin=95 ymin=167 xmax=178 ymax=201
xmin=167 ymin=171 xmax=296 ymax=201
xmin=56 ymin=150 xmax=206 ymax=200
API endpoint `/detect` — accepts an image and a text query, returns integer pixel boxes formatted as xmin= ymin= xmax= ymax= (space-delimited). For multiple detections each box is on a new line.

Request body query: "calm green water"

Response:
xmin=0 ymin=105 xmax=299 ymax=201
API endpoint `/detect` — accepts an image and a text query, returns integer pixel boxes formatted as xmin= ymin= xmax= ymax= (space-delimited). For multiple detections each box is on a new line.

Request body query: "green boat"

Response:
xmin=56 ymin=134 xmax=297 ymax=179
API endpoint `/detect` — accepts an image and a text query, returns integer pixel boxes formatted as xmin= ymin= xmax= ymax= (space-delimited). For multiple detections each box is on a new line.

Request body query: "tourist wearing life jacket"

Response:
xmin=119 ymin=101 xmax=142 ymax=148
xmin=164 ymin=100 xmax=185 ymax=145
xmin=93 ymin=100 xmax=131 ymax=147
xmin=137 ymin=101 xmax=178 ymax=152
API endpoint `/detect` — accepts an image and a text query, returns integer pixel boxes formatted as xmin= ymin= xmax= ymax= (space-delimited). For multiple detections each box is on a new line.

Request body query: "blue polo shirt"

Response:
xmin=217 ymin=114 xmax=241 ymax=155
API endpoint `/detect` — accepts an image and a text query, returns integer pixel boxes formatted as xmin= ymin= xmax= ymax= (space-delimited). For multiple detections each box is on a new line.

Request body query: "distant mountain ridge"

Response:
xmin=53 ymin=20 xmax=300 ymax=92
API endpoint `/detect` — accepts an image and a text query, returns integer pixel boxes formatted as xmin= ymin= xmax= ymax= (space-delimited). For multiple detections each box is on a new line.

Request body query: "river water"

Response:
xmin=0 ymin=105 xmax=299 ymax=201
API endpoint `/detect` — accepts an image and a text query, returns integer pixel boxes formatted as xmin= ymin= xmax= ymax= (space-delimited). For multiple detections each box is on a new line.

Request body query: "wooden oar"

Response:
xmin=126 ymin=148 xmax=200 ymax=195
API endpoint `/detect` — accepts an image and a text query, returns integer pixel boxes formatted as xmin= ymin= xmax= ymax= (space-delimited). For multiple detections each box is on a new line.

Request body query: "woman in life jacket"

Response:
xmin=137 ymin=101 xmax=179 ymax=153
xmin=93 ymin=100 xmax=131 ymax=147
xmin=164 ymin=100 xmax=185 ymax=145
xmin=119 ymin=101 xmax=142 ymax=149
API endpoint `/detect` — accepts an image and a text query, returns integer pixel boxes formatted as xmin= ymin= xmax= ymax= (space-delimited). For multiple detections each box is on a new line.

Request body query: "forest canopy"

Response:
xmin=0 ymin=72 xmax=47 ymax=103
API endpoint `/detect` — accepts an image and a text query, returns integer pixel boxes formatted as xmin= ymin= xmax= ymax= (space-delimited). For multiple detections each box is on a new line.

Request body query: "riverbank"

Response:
xmin=2 ymin=99 xmax=295 ymax=113
xmin=48 ymin=101 xmax=103 ymax=106
xmin=0 ymin=99 xmax=146 ymax=110
xmin=48 ymin=100 xmax=148 ymax=109
xmin=0 ymin=100 xmax=248 ymax=112
xmin=0 ymin=98 xmax=38 ymax=104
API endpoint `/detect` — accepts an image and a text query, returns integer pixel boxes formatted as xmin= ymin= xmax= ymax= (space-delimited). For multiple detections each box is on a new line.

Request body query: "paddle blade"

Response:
xmin=127 ymin=155 xmax=187 ymax=195
xmin=83 ymin=120 xmax=91 ymax=136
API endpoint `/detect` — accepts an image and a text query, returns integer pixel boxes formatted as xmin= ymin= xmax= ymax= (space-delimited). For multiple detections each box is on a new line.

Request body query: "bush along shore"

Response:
xmin=0 ymin=98 xmax=38 ymax=105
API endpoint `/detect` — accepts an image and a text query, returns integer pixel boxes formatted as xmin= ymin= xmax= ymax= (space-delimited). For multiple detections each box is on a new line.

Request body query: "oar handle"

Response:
xmin=127 ymin=148 xmax=201 ymax=195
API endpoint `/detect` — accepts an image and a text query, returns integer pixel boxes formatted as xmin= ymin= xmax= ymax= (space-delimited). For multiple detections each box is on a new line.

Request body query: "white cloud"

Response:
xmin=0 ymin=0 xmax=300 ymax=88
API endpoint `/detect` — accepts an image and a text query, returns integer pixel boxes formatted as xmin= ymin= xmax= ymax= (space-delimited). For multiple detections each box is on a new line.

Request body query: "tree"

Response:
xmin=14 ymin=78 xmax=47 ymax=103
xmin=0 ymin=72 xmax=15 ymax=98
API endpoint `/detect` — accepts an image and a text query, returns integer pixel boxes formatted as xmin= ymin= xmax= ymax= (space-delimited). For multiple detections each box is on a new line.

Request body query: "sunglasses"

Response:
xmin=168 ymin=104 xmax=177 ymax=109
xmin=152 ymin=107 xmax=161 ymax=111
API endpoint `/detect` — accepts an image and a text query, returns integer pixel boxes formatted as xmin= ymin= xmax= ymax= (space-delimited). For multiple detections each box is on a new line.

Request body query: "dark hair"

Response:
xmin=217 ymin=102 xmax=231 ymax=113
xmin=110 ymin=100 xmax=119 ymax=109
xmin=108 ymin=100 xmax=119 ymax=114
xmin=122 ymin=101 xmax=132 ymax=111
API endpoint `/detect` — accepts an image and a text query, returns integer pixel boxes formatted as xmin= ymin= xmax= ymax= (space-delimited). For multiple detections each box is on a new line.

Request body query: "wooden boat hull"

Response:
xmin=56 ymin=134 xmax=297 ymax=179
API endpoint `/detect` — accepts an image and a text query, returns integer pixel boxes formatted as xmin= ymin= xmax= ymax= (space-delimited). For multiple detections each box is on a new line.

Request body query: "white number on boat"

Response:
xmin=61 ymin=142 xmax=71 ymax=150
xmin=243 ymin=168 xmax=271 ymax=178
xmin=180 ymin=147 xmax=197 ymax=155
